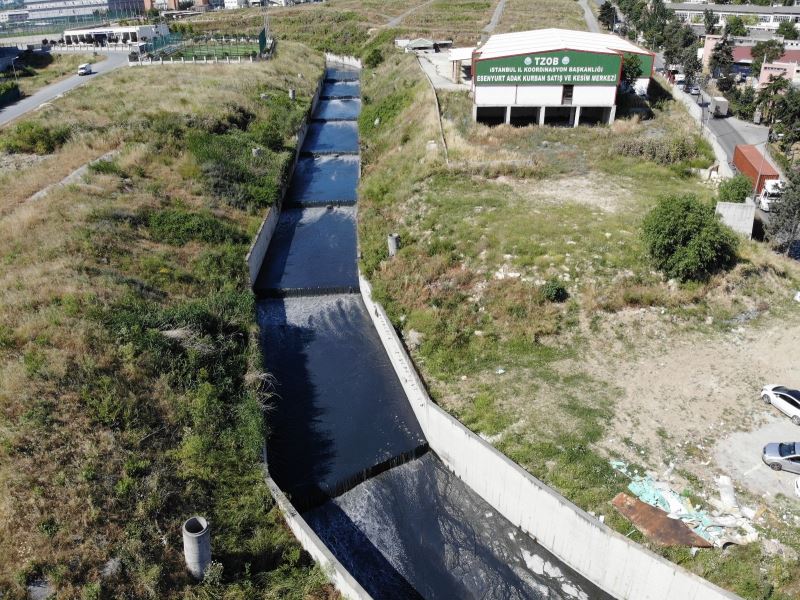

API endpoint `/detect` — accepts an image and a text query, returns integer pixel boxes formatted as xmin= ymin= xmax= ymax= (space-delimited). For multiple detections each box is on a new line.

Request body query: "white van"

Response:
xmin=77 ymin=63 xmax=92 ymax=76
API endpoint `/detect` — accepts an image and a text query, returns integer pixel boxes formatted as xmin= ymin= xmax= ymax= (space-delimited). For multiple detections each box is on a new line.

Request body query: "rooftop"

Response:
xmin=475 ymin=28 xmax=652 ymax=61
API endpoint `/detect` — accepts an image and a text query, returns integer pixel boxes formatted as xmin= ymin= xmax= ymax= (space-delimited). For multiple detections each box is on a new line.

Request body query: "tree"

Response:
xmin=767 ymin=167 xmax=800 ymax=254
xmin=621 ymin=54 xmax=643 ymax=88
xmin=718 ymin=174 xmax=753 ymax=203
xmin=758 ymin=74 xmax=790 ymax=122
xmin=777 ymin=20 xmax=798 ymax=40
xmin=683 ymin=53 xmax=702 ymax=86
xmin=710 ymin=34 xmax=734 ymax=78
xmin=663 ymin=22 xmax=697 ymax=68
xmin=642 ymin=195 xmax=739 ymax=282
xmin=751 ymin=39 xmax=785 ymax=76
xmin=599 ymin=2 xmax=616 ymax=30
xmin=724 ymin=16 xmax=747 ymax=37
xmin=704 ymin=9 xmax=717 ymax=34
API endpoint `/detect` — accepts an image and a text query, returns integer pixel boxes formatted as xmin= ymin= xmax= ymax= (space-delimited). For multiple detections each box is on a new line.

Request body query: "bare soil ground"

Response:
xmin=586 ymin=309 xmax=800 ymax=499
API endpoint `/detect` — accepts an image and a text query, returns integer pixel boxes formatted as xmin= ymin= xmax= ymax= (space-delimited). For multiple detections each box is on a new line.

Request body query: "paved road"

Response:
xmin=694 ymin=89 xmax=770 ymax=163
xmin=0 ymin=52 xmax=128 ymax=128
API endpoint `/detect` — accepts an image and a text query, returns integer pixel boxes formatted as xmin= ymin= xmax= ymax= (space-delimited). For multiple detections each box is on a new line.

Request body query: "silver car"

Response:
xmin=762 ymin=442 xmax=800 ymax=473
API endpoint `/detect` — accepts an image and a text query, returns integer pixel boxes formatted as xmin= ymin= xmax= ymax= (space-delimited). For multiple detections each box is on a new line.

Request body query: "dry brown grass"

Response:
xmin=0 ymin=42 xmax=327 ymax=598
xmin=495 ymin=0 xmax=588 ymax=33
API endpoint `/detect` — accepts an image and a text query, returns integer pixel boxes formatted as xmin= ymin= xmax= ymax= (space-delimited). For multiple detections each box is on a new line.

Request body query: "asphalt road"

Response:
xmin=696 ymin=89 xmax=770 ymax=162
xmin=0 ymin=51 xmax=128 ymax=128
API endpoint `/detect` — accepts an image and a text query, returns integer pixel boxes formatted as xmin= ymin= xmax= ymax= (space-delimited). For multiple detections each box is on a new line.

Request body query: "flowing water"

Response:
xmin=255 ymin=65 xmax=613 ymax=600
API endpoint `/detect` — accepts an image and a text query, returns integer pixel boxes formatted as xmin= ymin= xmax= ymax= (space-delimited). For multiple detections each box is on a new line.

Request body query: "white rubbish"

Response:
xmin=795 ymin=478 xmax=800 ymax=499
xmin=716 ymin=475 xmax=739 ymax=513
xmin=495 ymin=368 xmax=506 ymax=375
xmin=661 ymin=462 xmax=675 ymax=481
xmin=794 ymin=291 xmax=800 ymax=302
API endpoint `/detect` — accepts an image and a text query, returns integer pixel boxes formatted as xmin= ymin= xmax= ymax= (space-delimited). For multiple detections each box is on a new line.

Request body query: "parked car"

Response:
xmin=688 ymin=84 xmax=700 ymax=95
xmin=77 ymin=63 xmax=92 ymax=76
xmin=761 ymin=385 xmax=800 ymax=425
xmin=762 ymin=442 xmax=800 ymax=473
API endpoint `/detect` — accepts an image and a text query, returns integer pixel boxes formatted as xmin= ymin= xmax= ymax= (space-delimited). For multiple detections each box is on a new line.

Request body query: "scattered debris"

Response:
xmin=495 ymin=368 xmax=506 ymax=375
xmin=612 ymin=493 xmax=712 ymax=547
xmin=610 ymin=461 xmax=758 ymax=547
xmin=406 ymin=329 xmax=424 ymax=351
xmin=762 ymin=538 xmax=798 ymax=562
xmin=101 ymin=557 xmax=122 ymax=579
xmin=794 ymin=291 xmax=800 ymax=303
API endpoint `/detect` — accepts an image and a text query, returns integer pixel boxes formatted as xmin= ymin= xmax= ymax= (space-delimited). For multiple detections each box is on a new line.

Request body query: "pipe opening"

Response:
xmin=183 ymin=516 xmax=208 ymax=536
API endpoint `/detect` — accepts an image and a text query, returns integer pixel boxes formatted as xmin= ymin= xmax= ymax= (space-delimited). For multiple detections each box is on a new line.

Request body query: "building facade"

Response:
xmin=23 ymin=0 xmax=144 ymax=19
xmin=668 ymin=3 xmax=800 ymax=32
xmin=62 ymin=22 xmax=167 ymax=43
xmin=469 ymin=28 xmax=653 ymax=126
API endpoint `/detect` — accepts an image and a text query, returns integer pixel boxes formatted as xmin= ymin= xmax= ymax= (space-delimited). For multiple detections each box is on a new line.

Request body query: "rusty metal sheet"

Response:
xmin=612 ymin=493 xmax=713 ymax=548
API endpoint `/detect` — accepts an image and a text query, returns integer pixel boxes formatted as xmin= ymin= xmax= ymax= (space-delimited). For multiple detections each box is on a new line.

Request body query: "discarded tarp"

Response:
xmin=610 ymin=460 xmax=758 ymax=548
xmin=612 ymin=493 xmax=713 ymax=547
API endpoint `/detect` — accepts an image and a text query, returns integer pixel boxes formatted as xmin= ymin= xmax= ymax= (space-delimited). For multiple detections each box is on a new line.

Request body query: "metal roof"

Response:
xmin=667 ymin=2 xmax=800 ymax=14
xmin=475 ymin=28 xmax=652 ymax=60
xmin=449 ymin=46 xmax=476 ymax=61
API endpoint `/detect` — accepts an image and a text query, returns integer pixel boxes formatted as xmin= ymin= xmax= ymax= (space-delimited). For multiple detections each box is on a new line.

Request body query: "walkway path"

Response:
xmin=483 ymin=0 xmax=508 ymax=36
xmin=0 ymin=52 xmax=128 ymax=128
xmin=387 ymin=0 xmax=437 ymax=28
xmin=579 ymin=0 xmax=601 ymax=32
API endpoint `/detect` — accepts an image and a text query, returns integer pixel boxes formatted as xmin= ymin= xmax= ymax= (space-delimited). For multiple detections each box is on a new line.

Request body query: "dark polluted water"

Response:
xmin=258 ymin=65 xmax=613 ymax=600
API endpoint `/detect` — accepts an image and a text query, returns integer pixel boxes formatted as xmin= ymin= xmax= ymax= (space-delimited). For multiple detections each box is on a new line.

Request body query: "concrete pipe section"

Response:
xmin=255 ymin=66 xmax=612 ymax=600
xmin=182 ymin=516 xmax=211 ymax=580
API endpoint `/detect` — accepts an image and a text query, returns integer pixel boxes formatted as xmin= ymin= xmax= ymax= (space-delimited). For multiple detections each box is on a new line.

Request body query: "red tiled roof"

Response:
xmin=733 ymin=47 xmax=800 ymax=64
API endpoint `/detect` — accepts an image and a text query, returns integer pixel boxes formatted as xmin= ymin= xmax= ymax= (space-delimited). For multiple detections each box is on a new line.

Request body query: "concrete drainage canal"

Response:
xmin=254 ymin=64 xmax=612 ymax=600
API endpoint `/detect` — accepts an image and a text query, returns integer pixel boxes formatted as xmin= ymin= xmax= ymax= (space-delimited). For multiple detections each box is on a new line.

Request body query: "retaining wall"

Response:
xmin=245 ymin=73 xmax=325 ymax=285
xmin=324 ymin=53 xmax=362 ymax=69
xmin=671 ymin=84 xmax=734 ymax=178
xmin=261 ymin=450 xmax=372 ymax=600
xmin=359 ymin=274 xmax=741 ymax=600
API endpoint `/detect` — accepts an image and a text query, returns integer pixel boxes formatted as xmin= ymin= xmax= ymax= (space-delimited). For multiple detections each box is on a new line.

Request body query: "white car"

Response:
xmin=761 ymin=385 xmax=800 ymax=425
xmin=77 ymin=63 xmax=93 ymax=76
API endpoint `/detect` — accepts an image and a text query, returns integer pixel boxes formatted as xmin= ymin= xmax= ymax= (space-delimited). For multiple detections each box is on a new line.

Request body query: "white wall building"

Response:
xmin=668 ymin=3 xmax=800 ymax=32
xmin=63 ymin=22 xmax=167 ymax=43
xmin=468 ymin=28 xmax=653 ymax=126
xmin=0 ymin=8 xmax=28 ymax=21
xmin=23 ymin=0 xmax=144 ymax=19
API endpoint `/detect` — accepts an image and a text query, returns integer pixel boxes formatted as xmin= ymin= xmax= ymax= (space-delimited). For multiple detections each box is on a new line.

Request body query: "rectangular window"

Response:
xmin=562 ymin=85 xmax=574 ymax=105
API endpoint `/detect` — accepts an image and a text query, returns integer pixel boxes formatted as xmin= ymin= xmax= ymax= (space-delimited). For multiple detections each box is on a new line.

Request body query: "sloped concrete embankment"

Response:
xmin=359 ymin=274 xmax=741 ymax=600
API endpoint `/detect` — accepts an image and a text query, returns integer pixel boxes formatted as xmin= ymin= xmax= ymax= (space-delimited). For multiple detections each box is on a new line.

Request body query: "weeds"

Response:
xmin=1 ymin=121 xmax=71 ymax=154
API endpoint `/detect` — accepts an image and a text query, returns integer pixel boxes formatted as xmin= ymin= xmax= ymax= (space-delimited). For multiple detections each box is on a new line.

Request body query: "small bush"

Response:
xmin=147 ymin=208 xmax=244 ymax=246
xmin=542 ymin=278 xmax=569 ymax=303
xmin=88 ymin=159 xmax=128 ymax=178
xmin=363 ymin=47 xmax=384 ymax=68
xmin=2 ymin=121 xmax=71 ymax=154
xmin=718 ymin=174 xmax=752 ymax=203
xmin=642 ymin=195 xmax=738 ymax=282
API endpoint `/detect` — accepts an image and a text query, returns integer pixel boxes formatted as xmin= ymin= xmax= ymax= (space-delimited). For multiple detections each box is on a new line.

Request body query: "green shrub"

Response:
xmin=642 ymin=195 xmax=738 ymax=282
xmin=88 ymin=159 xmax=128 ymax=178
xmin=146 ymin=208 xmax=244 ymax=246
xmin=363 ymin=47 xmax=384 ymax=68
xmin=718 ymin=174 xmax=752 ymax=203
xmin=2 ymin=121 xmax=71 ymax=154
xmin=542 ymin=278 xmax=569 ymax=302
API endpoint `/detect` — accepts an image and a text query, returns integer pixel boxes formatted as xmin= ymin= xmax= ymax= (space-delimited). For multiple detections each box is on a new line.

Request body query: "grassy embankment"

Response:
xmin=495 ymin=0 xmax=588 ymax=32
xmin=357 ymin=50 xmax=800 ymax=599
xmin=0 ymin=43 xmax=334 ymax=599
xmin=2 ymin=52 xmax=99 ymax=97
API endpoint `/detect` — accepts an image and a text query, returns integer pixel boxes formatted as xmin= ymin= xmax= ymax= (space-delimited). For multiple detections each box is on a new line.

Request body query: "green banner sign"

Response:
xmin=475 ymin=50 xmax=622 ymax=86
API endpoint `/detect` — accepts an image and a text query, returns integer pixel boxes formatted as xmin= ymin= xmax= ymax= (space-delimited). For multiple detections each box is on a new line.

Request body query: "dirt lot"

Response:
xmin=588 ymin=309 xmax=800 ymax=501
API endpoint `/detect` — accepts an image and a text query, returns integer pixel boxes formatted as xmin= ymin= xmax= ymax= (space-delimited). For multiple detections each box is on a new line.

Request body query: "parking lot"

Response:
xmin=714 ymin=414 xmax=800 ymax=499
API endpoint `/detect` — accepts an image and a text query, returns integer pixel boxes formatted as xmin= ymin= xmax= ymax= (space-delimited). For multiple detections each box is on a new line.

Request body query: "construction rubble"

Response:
xmin=610 ymin=460 xmax=758 ymax=548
